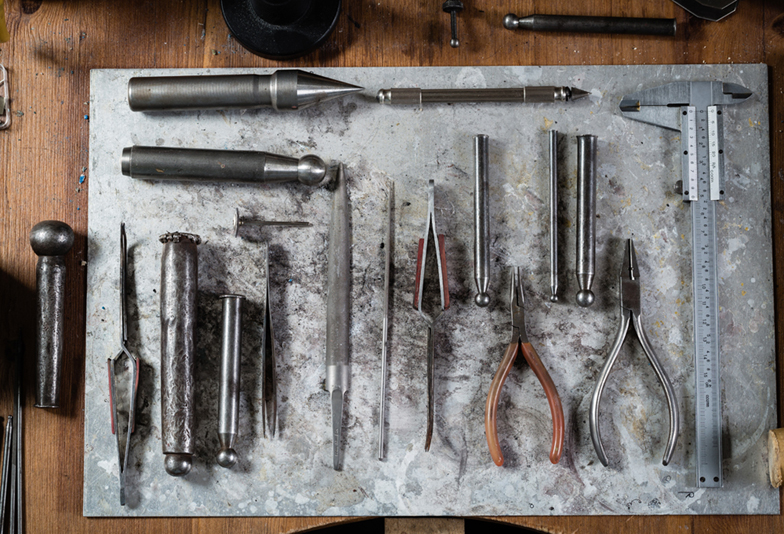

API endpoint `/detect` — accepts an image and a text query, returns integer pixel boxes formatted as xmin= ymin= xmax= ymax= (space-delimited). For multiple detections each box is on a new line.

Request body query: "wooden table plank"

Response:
xmin=0 ymin=0 xmax=780 ymax=532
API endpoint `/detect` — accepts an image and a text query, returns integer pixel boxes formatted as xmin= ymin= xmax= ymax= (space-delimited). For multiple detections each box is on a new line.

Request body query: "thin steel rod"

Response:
xmin=378 ymin=181 xmax=394 ymax=460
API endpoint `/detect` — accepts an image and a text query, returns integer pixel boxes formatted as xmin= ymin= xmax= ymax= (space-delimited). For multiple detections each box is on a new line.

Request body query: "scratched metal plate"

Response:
xmin=84 ymin=65 xmax=775 ymax=516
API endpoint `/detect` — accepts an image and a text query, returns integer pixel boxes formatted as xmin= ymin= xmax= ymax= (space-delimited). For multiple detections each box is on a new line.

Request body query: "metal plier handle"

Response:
xmin=589 ymin=239 xmax=679 ymax=466
xmin=485 ymin=267 xmax=564 ymax=465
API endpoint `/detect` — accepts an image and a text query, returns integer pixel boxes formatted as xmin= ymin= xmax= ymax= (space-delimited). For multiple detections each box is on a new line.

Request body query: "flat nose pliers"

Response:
xmin=485 ymin=267 xmax=564 ymax=465
xmin=589 ymin=239 xmax=680 ymax=466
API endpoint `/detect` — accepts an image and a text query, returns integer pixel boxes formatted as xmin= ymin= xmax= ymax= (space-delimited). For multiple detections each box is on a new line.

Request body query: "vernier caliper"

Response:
xmin=620 ymin=81 xmax=752 ymax=488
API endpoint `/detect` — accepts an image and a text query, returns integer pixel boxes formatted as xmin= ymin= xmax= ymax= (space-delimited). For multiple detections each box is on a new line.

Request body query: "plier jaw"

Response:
xmin=619 ymin=238 xmax=641 ymax=316
xmin=510 ymin=267 xmax=528 ymax=344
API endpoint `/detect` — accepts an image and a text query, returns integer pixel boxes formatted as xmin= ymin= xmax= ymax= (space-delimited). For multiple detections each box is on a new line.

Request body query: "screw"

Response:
xmin=232 ymin=208 xmax=311 ymax=237
xmin=442 ymin=0 xmax=464 ymax=48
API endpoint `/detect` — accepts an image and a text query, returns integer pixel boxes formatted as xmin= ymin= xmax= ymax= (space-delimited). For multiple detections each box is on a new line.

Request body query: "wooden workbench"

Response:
xmin=0 ymin=0 xmax=781 ymax=532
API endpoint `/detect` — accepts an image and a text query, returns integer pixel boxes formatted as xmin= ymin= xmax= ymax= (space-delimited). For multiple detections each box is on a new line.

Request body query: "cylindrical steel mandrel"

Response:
xmin=30 ymin=221 xmax=75 ymax=409
xmin=217 ymin=294 xmax=244 ymax=469
xmin=473 ymin=134 xmax=490 ymax=307
xmin=576 ymin=135 xmax=598 ymax=308
xmin=160 ymin=232 xmax=201 ymax=477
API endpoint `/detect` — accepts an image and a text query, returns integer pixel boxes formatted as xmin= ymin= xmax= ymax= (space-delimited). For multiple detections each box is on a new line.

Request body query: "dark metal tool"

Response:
xmin=620 ymin=80 xmax=752 ymax=488
xmin=30 ymin=220 xmax=74 ymax=409
xmin=549 ymin=130 xmax=559 ymax=303
xmin=413 ymin=180 xmax=450 ymax=452
xmin=12 ymin=338 xmax=22 ymax=534
xmin=671 ymin=0 xmax=738 ymax=21
xmin=217 ymin=294 xmax=244 ymax=469
xmin=160 ymin=232 xmax=200 ymax=477
xmin=485 ymin=268 xmax=564 ymax=466
xmin=378 ymin=181 xmax=394 ymax=461
xmin=0 ymin=416 xmax=11 ymax=530
xmin=442 ymin=0 xmax=464 ymax=47
xmin=233 ymin=208 xmax=311 ymax=238
xmin=221 ymin=0 xmax=342 ymax=60
xmin=474 ymin=134 xmax=490 ymax=307
xmin=503 ymin=14 xmax=676 ymax=36
xmin=575 ymin=135 xmax=597 ymax=308
xmin=122 ymin=146 xmax=328 ymax=187
xmin=128 ymin=70 xmax=361 ymax=112
xmin=326 ymin=163 xmax=351 ymax=470
xmin=107 ymin=223 xmax=140 ymax=505
xmin=261 ymin=247 xmax=278 ymax=440
xmin=378 ymin=86 xmax=589 ymax=106
xmin=589 ymin=239 xmax=679 ymax=467
xmin=0 ymin=64 xmax=10 ymax=130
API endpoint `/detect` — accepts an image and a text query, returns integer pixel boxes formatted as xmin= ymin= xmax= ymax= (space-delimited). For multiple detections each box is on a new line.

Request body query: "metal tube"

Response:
xmin=377 ymin=86 xmax=588 ymax=105
xmin=504 ymin=14 xmax=676 ymax=36
xmin=160 ymin=232 xmax=200 ymax=477
xmin=549 ymin=130 xmax=559 ymax=303
xmin=121 ymin=146 xmax=327 ymax=187
xmin=127 ymin=70 xmax=362 ymax=112
xmin=30 ymin=221 xmax=74 ymax=409
xmin=474 ymin=134 xmax=490 ymax=307
xmin=217 ymin=294 xmax=244 ymax=469
xmin=326 ymin=164 xmax=351 ymax=471
xmin=576 ymin=135 xmax=598 ymax=307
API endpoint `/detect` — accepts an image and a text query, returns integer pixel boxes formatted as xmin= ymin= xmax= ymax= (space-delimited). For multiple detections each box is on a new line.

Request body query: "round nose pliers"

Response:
xmin=589 ymin=238 xmax=680 ymax=466
xmin=485 ymin=267 xmax=565 ymax=465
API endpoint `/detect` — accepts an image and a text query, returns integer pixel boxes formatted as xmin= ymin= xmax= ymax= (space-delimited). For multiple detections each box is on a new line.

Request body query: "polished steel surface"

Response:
xmin=159 ymin=232 xmax=200 ymax=477
xmin=218 ymin=295 xmax=244 ymax=469
xmin=326 ymin=164 xmax=351 ymax=470
xmin=473 ymin=134 xmax=490 ymax=307
xmin=549 ymin=130 xmax=559 ymax=303
xmin=575 ymin=134 xmax=597 ymax=307
xmin=503 ymin=13 xmax=676 ymax=36
xmin=377 ymin=86 xmax=589 ymax=105
xmin=122 ymin=146 xmax=327 ymax=187
xmin=30 ymin=220 xmax=74 ymax=409
xmin=128 ymin=69 xmax=361 ymax=112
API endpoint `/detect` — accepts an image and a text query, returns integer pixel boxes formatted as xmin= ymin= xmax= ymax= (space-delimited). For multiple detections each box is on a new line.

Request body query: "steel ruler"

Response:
xmin=620 ymin=81 xmax=751 ymax=488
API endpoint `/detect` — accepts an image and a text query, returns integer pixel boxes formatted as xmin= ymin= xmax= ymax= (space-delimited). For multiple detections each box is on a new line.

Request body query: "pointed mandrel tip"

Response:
xmin=570 ymin=87 xmax=590 ymax=101
xmin=295 ymin=71 xmax=363 ymax=109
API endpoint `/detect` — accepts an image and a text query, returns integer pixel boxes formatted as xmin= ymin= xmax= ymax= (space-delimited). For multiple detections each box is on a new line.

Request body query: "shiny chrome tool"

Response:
xmin=261 ymin=246 xmax=277 ymax=439
xmin=549 ymin=130 xmax=559 ymax=303
xmin=620 ymin=80 xmax=752 ymax=487
xmin=377 ymin=85 xmax=589 ymax=106
xmin=589 ymin=239 xmax=680 ymax=467
xmin=378 ymin=181 xmax=394 ymax=461
xmin=485 ymin=268 xmax=564 ymax=466
xmin=122 ymin=146 xmax=328 ymax=187
xmin=128 ymin=70 xmax=361 ymax=112
xmin=474 ymin=134 xmax=490 ymax=307
xmin=326 ymin=163 xmax=351 ymax=470
xmin=503 ymin=13 xmax=676 ymax=36
xmin=442 ymin=0 xmax=464 ymax=47
xmin=575 ymin=135 xmax=597 ymax=308
xmin=413 ymin=180 xmax=450 ymax=452
xmin=107 ymin=223 xmax=140 ymax=505
xmin=30 ymin=220 xmax=74 ymax=409
xmin=0 ymin=64 xmax=10 ymax=129
xmin=160 ymin=232 xmax=200 ymax=477
xmin=217 ymin=295 xmax=244 ymax=469
xmin=233 ymin=208 xmax=311 ymax=237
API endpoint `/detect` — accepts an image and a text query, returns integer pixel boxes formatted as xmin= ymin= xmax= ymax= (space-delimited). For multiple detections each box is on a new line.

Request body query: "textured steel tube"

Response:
xmin=217 ymin=294 xmax=244 ymax=469
xmin=549 ymin=130 xmax=559 ymax=303
xmin=326 ymin=163 xmax=350 ymax=471
xmin=504 ymin=14 xmax=676 ymax=36
xmin=576 ymin=135 xmax=598 ymax=308
xmin=377 ymin=86 xmax=573 ymax=105
xmin=30 ymin=221 xmax=74 ymax=409
xmin=121 ymin=146 xmax=327 ymax=187
xmin=474 ymin=134 xmax=490 ymax=307
xmin=160 ymin=232 xmax=200 ymax=477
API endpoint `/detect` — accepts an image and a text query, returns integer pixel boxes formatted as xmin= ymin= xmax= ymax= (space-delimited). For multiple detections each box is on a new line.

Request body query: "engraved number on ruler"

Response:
xmin=684 ymin=106 xmax=698 ymax=201
xmin=708 ymin=106 xmax=725 ymax=201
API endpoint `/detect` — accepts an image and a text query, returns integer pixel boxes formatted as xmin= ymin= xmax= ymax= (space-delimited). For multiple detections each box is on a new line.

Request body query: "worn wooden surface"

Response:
xmin=0 ymin=0 xmax=781 ymax=532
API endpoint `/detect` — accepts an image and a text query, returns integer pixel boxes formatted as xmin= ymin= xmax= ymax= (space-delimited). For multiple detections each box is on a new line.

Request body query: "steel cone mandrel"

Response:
xmin=128 ymin=70 xmax=361 ymax=112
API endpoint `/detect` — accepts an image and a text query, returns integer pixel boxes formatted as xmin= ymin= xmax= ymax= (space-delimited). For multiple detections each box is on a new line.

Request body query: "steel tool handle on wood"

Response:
xmin=485 ymin=342 xmax=565 ymax=465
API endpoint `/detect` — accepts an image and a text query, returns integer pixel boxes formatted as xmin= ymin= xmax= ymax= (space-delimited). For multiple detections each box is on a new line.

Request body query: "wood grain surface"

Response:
xmin=0 ymin=0 xmax=781 ymax=532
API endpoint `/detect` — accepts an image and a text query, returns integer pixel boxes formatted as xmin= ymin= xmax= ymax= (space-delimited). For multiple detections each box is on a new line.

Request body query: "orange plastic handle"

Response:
xmin=485 ymin=342 xmax=565 ymax=465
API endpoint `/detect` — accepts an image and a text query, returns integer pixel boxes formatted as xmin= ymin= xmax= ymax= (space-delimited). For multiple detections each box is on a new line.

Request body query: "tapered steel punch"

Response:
xmin=485 ymin=268 xmax=564 ymax=466
xmin=589 ymin=239 xmax=680 ymax=466
xmin=413 ymin=180 xmax=450 ymax=452
xmin=107 ymin=223 xmax=140 ymax=504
